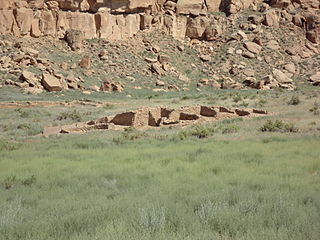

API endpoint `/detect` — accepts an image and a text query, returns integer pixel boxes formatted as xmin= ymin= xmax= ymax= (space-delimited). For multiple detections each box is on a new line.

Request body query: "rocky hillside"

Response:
xmin=0 ymin=0 xmax=319 ymax=94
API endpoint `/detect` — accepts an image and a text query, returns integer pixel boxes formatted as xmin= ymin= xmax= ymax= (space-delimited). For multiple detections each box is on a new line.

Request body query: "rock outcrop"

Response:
xmin=1 ymin=0 xmax=317 ymax=43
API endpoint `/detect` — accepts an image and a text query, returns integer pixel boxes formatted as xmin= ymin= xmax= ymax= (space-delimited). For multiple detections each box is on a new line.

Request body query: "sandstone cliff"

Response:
xmin=0 ymin=1 xmax=319 ymax=43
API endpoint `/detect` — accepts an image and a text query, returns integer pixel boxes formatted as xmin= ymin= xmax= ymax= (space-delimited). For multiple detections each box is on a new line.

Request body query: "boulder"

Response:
xmin=263 ymin=10 xmax=279 ymax=27
xmin=79 ymin=55 xmax=91 ymax=69
xmin=309 ymin=72 xmax=320 ymax=83
xmin=21 ymin=70 xmax=39 ymax=87
xmin=186 ymin=16 xmax=209 ymax=39
xmin=100 ymin=80 xmax=124 ymax=92
xmin=244 ymin=41 xmax=262 ymax=54
xmin=151 ymin=62 xmax=164 ymax=75
xmin=200 ymin=55 xmax=211 ymax=62
xmin=64 ymin=29 xmax=84 ymax=51
xmin=272 ymin=69 xmax=293 ymax=83
xmin=42 ymin=73 xmax=62 ymax=91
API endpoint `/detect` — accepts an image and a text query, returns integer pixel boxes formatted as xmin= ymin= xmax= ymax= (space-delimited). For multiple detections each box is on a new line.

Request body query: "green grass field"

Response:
xmin=1 ymin=134 xmax=320 ymax=240
xmin=0 ymin=87 xmax=320 ymax=240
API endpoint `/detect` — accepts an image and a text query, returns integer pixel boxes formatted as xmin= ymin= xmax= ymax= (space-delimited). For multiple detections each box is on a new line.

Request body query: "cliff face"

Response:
xmin=0 ymin=0 xmax=319 ymax=41
xmin=0 ymin=0 xmax=261 ymax=40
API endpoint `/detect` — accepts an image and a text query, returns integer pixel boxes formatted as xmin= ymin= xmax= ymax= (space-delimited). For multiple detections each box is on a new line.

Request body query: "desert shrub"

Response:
xmin=2 ymin=175 xmax=37 ymax=190
xmin=56 ymin=109 xmax=82 ymax=122
xmin=260 ymin=120 xmax=298 ymax=133
xmin=0 ymin=199 xmax=22 ymax=228
xmin=0 ymin=139 xmax=20 ymax=151
xmin=233 ymin=95 xmax=242 ymax=103
xmin=21 ymin=175 xmax=37 ymax=187
xmin=181 ymin=95 xmax=191 ymax=100
xmin=221 ymin=125 xmax=239 ymax=134
xmin=257 ymin=98 xmax=268 ymax=107
xmin=177 ymin=125 xmax=215 ymax=140
xmin=309 ymin=102 xmax=319 ymax=115
xmin=139 ymin=205 xmax=166 ymax=231
xmin=17 ymin=123 xmax=43 ymax=136
xmin=113 ymin=127 xmax=147 ymax=144
xmin=3 ymin=176 xmax=18 ymax=190
xmin=195 ymin=200 xmax=227 ymax=223
xmin=103 ymin=103 xmax=115 ymax=110
xmin=287 ymin=96 xmax=300 ymax=105
xmin=15 ymin=108 xmax=43 ymax=118
xmin=221 ymin=118 xmax=243 ymax=124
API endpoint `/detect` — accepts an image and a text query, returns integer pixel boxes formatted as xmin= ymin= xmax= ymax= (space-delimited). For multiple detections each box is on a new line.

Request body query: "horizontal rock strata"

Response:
xmin=1 ymin=0 xmax=318 ymax=42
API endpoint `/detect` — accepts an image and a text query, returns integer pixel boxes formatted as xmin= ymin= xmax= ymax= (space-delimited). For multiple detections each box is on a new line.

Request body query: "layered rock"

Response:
xmin=0 ymin=0 xmax=319 ymax=42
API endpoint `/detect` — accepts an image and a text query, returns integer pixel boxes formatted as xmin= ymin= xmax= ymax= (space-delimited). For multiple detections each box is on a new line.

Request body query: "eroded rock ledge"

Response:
xmin=43 ymin=105 xmax=268 ymax=136
xmin=0 ymin=0 xmax=319 ymax=42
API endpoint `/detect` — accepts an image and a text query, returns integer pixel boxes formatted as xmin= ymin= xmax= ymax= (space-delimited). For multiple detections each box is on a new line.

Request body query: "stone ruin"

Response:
xmin=43 ymin=105 xmax=268 ymax=136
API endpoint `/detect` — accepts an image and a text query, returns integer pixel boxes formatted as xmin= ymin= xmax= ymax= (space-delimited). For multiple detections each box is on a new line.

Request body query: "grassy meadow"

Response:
xmin=0 ymin=87 xmax=320 ymax=240
xmin=0 ymin=135 xmax=320 ymax=240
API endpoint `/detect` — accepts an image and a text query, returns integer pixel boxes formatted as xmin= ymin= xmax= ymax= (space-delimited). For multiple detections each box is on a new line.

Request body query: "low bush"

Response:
xmin=0 ymin=139 xmax=20 ymax=151
xmin=113 ymin=127 xmax=147 ymax=144
xmin=139 ymin=205 xmax=166 ymax=231
xmin=103 ymin=103 xmax=115 ymax=110
xmin=287 ymin=96 xmax=300 ymax=105
xmin=2 ymin=175 xmax=37 ymax=190
xmin=56 ymin=109 xmax=82 ymax=122
xmin=309 ymin=102 xmax=319 ymax=115
xmin=260 ymin=120 xmax=298 ymax=133
xmin=177 ymin=125 xmax=215 ymax=140
xmin=221 ymin=125 xmax=239 ymax=134
xmin=3 ymin=176 xmax=18 ymax=190
xmin=17 ymin=123 xmax=43 ymax=136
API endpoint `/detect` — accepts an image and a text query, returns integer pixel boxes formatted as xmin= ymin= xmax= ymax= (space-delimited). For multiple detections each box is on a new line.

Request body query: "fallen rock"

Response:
xmin=283 ymin=63 xmax=296 ymax=74
xmin=151 ymin=62 xmax=164 ymax=75
xmin=152 ymin=45 xmax=161 ymax=53
xmin=145 ymin=57 xmax=158 ymax=63
xmin=244 ymin=41 xmax=262 ymax=54
xmin=263 ymin=10 xmax=279 ymax=27
xmin=177 ymin=45 xmax=185 ymax=51
xmin=242 ymin=51 xmax=255 ymax=58
xmin=23 ymin=87 xmax=43 ymax=95
xmin=79 ymin=55 xmax=91 ymax=69
xmin=158 ymin=54 xmax=170 ymax=64
xmin=100 ymin=80 xmax=124 ymax=92
xmin=21 ymin=47 xmax=39 ymax=57
xmin=309 ymin=72 xmax=320 ymax=86
xmin=65 ymin=29 xmax=84 ymax=51
xmin=156 ymin=80 xmax=165 ymax=86
xmin=21 ymin=70 xmax=38 ymax=87
xmin=41 ymin=73 xmax=62 ymax=92
xmin=272 ymin=69 xmax=293 ymax=83
xmin=200 ymin=55 xmax=211 ymax=62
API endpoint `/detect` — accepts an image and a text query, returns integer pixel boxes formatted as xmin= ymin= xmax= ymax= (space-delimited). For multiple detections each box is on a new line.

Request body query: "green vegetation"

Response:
xmin=0 ymin=136 xmax=319 ymax=240
xmin=56 ymin=109 xmax=83 ymax=122
xmin=309 ymin=102 xmax=320 ymax=115
xmin=0 ymin=86 xmax=319 ymax=239
xmin=260 ymin=120 xmax=299 ymax=133
xmin=287 ymin=96 xmax=300 ymax=105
